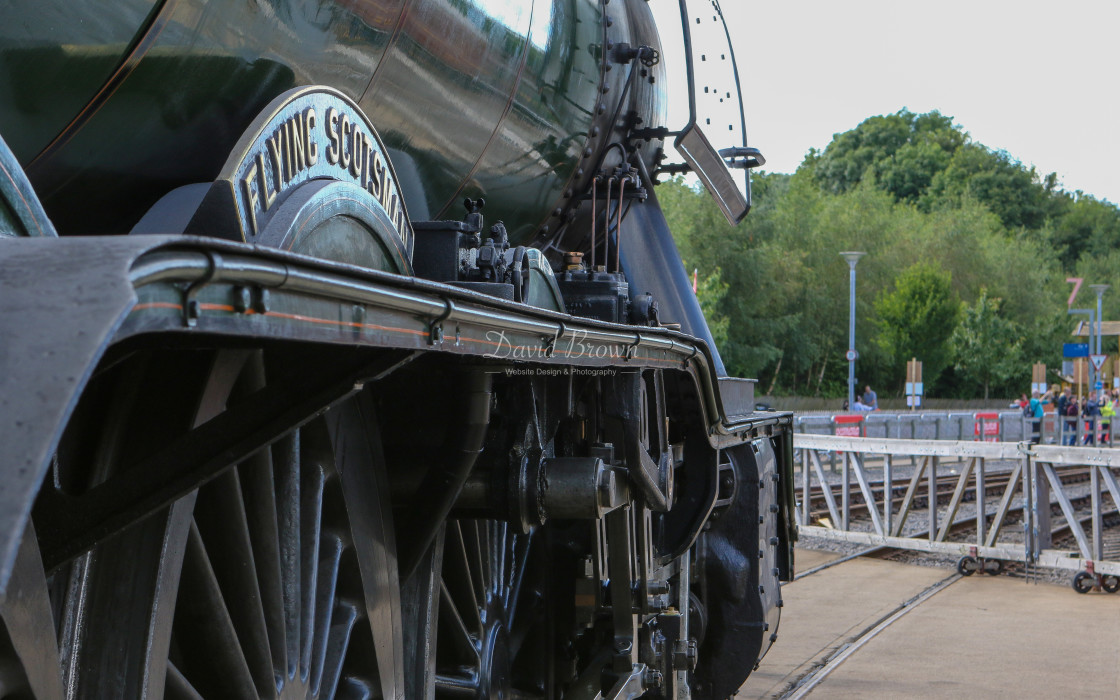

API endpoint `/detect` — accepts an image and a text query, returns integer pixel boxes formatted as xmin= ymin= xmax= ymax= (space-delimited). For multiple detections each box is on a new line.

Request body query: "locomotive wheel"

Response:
xmin=431 ymin=520 xmax=544 ymax=699
xmin=163 ymin=389 xmax=401 ymax=698
xmin=1072 ymin=571 xmax=1095 ymax=594
xmin=18 ymin=350 xmax=405 ymax=699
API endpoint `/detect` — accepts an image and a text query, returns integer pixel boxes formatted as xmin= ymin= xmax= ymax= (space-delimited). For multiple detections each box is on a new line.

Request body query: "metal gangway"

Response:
xmin=795 ymin=433 xmax=1120 ymax=590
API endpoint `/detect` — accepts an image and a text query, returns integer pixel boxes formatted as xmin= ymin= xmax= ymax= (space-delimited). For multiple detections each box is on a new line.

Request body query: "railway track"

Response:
xmin=778 ymin=572 xmax=961 ymax=700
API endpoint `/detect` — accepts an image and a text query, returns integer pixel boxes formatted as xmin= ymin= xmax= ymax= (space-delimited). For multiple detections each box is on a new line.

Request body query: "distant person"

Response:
xmin=852 ymin=398 xmax=874 ymax=412
xmin=1027 ymin=391 xmax=1046 ymax=444
xmin=1042 ymin=386 xmax=1057 ymax=408
xmin=862 ymin=385 xmax=878 ymax=410
xmin=1083 ymin=395 xmax=1101 ymax=445
xmin=1058 ymin=387 xmax=1076 ymax=445
xmin=1100 ymin=391 xmax=1115 ymax=445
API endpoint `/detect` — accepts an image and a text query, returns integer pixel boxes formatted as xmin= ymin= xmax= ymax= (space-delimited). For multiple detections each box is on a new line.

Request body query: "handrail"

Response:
xmin=795 ymin=433 xmax=1120 ymax=581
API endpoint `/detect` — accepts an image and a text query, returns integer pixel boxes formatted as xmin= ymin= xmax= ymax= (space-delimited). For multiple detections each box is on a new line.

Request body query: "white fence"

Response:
xmin=795 ymin=433 xmax=1120 ymax=580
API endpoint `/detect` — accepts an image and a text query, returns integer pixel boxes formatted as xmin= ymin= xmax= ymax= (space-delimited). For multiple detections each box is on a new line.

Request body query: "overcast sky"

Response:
xmin=712 ymin=1 xmax=1120 ymax=204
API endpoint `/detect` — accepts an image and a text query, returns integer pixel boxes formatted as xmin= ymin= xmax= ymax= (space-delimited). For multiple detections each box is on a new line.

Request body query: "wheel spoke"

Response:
xmin=467 ymin=521 xmax=487 ymax=611
xmin=193 ymin=467 xmax=274 ymax=695
xmin=166 ymin=662 xmax=205 ymax=700
xmin=327 ymin=397 xmax=405 ymax=697
xmin=0 ymin=521 xmax=65 ymax=699
xmin=506 ymin=531 xmax=534 ymax=633
xmin=336 ymin=675 xmax=377 ymax=699
xmin=319 ymin=598 xmax=360 ymax=699
xmin=439 ymin=580 xmax=481 ymax=665
xmin=447 ymin=522 xmax=483 ymax=635
xmin=299 ymin=458 xmax=326 ymax=679
xmin=173 ymin=523 xmax=257 ymax=698
xmin=238 ymin=447 xmax=288 ymax=682
xmin=309 ymin=532 xmax=344 ymax=694
xmin=497 ymin=521 xmax=508 ymax=600
xmin=273 ymin=430 xmax=302 ymax=680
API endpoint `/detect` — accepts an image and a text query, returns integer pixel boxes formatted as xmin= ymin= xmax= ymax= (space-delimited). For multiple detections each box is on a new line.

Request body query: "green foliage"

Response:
xmin=813 ymin=109 xmax=964 ymax=198
xmin=1052 ymin=193 xmax=1120 ymax=269
xmin=951 ymin=290 xmax=1024 ymax=400
xmin=658 ymin=107 xmax=1120 ymax=400
xmin=874 ymin=262 xmax=959 ymax=391
xmin=922 ymin=145 xmax=1047 ymax=230
xmin=689 ymin=263 xmax=730 ymax=352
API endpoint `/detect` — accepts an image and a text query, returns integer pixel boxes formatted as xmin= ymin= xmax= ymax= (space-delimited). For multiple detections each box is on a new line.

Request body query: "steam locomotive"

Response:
xmin=0 ymin=1 xmax=795 ymax=698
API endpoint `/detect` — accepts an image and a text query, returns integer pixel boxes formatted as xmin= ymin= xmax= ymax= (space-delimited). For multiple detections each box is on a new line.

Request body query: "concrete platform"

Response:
xmin=788 ymin=548 xmax=842 ymax=573
xmin=738 ymin=549 xmax=1120 ymax=698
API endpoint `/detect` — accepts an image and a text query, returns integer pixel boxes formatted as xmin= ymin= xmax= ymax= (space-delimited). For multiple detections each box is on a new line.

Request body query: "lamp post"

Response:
xmin=1091 ymin=284 xmax=1110 ymax=391
xmin=840 ymin=252 xmax=866 ymax=410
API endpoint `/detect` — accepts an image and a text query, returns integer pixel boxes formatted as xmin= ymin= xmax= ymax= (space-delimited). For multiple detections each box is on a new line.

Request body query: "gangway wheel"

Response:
xmin=956 ymin=556 xmax=977 ymax=576
xmin=1102 ymin=575 xmax=1120 ymax=594
xmin=1072 ymin=571 xmax=1096 ymax=594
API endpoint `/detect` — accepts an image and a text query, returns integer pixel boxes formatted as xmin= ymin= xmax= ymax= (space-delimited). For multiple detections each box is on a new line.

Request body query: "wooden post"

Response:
xmin=1031 ymin=363 xmax=1046 ymax=395
xmin=905 ymin=358 xmax=923 ymax=410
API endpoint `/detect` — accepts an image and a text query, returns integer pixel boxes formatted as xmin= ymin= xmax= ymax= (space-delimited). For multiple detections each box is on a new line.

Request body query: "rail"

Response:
xmin=795 ymin=433 xmax=1120 ymax=581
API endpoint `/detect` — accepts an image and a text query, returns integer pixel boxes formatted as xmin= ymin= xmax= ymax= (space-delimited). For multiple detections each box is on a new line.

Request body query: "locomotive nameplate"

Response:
xmin=212 ymin=86 xmax=413 ymax=256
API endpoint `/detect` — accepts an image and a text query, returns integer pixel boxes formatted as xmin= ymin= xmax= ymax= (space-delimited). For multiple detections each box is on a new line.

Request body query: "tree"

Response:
xmin=813 ymin=109 xmax=964 ymax=199
xmin=874 ymin=262 xmax=959 ymax=392
xmin=1051 ymin=193 xmax=1120 ymax=268
xmin=659 ymin=107 xmax=1120 ymax=400
xmin=922 ymin=144 xmax=1048 ymax=230
xmin=690 ymin=264 xmax=730 ymax=354
xmin=951 ymin=290 xmax=1023 ymax=399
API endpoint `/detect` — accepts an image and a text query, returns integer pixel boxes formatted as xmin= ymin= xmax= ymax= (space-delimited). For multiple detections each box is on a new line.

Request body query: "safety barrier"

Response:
xmin=795 ymin=410 xmax=1119 ymax=447
xmin=795 ymin=433 xmax=1120 ymax=582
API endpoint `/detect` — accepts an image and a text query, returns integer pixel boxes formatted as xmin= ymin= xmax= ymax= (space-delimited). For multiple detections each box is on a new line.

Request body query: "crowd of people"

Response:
xmin=835 ymin=383 xmax=1120 ymax=445
xmin=1016 ymin=385 xmax=1119 ymax=445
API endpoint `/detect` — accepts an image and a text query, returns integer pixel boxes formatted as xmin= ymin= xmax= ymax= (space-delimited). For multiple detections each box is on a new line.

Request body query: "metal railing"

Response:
xmin=795 ymin=433 xmax=1120 ymax=577
xmin=795 ymin=411 xmax=1118 ymax=447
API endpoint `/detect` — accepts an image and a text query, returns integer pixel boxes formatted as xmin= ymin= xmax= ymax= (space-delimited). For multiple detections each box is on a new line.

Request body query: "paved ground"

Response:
xmin=738 ymin=548 xmax=1120 ymax=699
